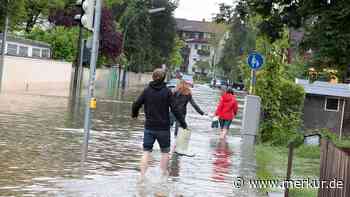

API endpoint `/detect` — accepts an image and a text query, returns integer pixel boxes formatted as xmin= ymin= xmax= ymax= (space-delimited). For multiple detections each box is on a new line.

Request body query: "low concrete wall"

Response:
xmin=2 ymin=55 xmax=72 ymax=96
xmin=82 ymin=68 xmax=152 ymax=89
xmin=1 ymin=56 xmax=152 ymax=97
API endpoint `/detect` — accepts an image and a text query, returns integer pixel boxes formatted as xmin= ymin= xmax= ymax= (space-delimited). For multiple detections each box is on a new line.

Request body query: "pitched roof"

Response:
xmin=0 ymin=33 xmax=51 ymax=48
xmin=175 ymin=18 xmax=216 ymax=33
xmin=296 ymin=79 xmax=350 ymax=98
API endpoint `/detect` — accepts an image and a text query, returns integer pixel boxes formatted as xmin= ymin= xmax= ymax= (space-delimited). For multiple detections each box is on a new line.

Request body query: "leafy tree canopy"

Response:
xmin=0 ymin=0 xmax=26 ymax=31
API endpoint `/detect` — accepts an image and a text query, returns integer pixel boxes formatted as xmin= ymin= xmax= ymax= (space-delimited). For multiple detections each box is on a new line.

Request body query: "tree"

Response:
xmin=26 ymin=26 xmax=80 ymax=62
xmin=242 ymin=0 xmax=350 ymax=79
xmin=215 ymin=2 xmax=255 ymax=80
xmin=49 ymin=6 xmax=122 ymax=63
xmin=169 ymin=36 xmax=185 ymax=70
xmin=300 ymin=1 xmax=350 ymax=79
xmin=0 ymin=0 xmax=26 ymax=31
xmin=24 ymin=0 xmax=65 ymax=33
xmin=99 ymin=7 xmax=123 ymax=63
xmin=149 ymin=0 xmax=178 ymax=66
xmin=253 ymin=36 xmax=305 ymax=145
xmin=195 ymin=60 xmax=211 ymax=74
xmin=208 ymin=22 xmax=227 ymax=76
xmin=119 ymin=0 xmax=178 ymax=72
xmin=120 ymin=0 xmax=152 ymax=72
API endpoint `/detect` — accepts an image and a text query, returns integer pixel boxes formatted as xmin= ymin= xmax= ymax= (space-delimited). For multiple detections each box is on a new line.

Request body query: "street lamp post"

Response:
xmin=120 ymin=7 xmax=166 ymax=89
xmin=0 ymin=0 xmax=9 ymax=93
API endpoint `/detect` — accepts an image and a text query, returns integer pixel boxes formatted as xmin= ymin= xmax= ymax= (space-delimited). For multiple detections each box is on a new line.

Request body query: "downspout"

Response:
xmin=339 ymin=98 xmax=346 ymax=140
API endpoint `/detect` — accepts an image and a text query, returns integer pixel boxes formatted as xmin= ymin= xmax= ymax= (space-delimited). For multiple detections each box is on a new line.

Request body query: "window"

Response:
xmin=199 ymin=32 xmax=204 ymax=39
xmin=190 ymin=32 xmax=196 ymax=39
xmin=194 ymin=44 xmax=198 ymax=50
xmin=19 ymin=46 xmax=28 ymax=57
xmin=193 ymin=58 xmax=197 ymax=62
xmin=7 ymin=44 xmax=18 ymax=55
xmin=32 ymin=48 xmax=41 ymax=58
xmin=195 ymin=33 xmax=199 ymax=39
xmin=42 ymin=49 xmax=50 ymax=58
xmin=325 ymin=98 xmax=340 ymax=112
xmin=202 ymin=45 xmax=210 ymax=50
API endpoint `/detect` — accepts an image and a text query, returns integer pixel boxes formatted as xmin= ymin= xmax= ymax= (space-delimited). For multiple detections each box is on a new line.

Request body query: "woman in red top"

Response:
xmin=215 ymin=87 xmax=238 ymax=139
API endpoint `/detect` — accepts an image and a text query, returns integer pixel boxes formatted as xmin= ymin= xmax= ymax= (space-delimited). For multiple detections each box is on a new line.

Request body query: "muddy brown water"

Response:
xmin=0 ymin=85 xmax=259 ymax=197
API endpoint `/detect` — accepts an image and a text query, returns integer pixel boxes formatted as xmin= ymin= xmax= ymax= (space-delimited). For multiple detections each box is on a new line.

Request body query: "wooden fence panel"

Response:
xmin=318 ymin=139 xmax=350 ymax=197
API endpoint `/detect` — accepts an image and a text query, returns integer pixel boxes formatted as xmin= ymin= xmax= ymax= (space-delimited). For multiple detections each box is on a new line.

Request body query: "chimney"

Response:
xmin=202 ymin=18 xmax=206 ymax=22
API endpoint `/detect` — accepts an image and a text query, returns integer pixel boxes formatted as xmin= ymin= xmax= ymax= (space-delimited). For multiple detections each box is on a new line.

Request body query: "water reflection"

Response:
xmin=169 ymin=154 xmax=181 ymax=178
xmin=211 ymin=139 xmax=232 ymax=182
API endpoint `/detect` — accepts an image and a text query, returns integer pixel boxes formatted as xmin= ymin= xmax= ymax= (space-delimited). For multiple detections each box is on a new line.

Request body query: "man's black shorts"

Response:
xmin=143 ymin=129 xmax=170 ymax=153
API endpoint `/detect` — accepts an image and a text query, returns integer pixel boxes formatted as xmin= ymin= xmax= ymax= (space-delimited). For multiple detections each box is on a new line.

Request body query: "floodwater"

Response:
xmin=0 ymin=84 xmax=259 ymax=197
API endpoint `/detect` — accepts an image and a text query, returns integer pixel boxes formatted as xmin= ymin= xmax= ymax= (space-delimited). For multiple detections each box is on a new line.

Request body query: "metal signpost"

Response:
xmin=247 ymin=52 xmax=264 ymax=94
xmin=81 ymin=0 xmax=101 ymax=161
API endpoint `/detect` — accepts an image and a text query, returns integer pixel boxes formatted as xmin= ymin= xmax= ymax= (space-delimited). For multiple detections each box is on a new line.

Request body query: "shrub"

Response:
xmin=256 ymin=55 xmax=305 ymax=145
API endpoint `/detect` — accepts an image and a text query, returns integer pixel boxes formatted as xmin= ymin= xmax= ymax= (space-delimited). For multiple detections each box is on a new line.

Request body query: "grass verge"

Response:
xmin=255 ymin=144 xmax=320 ymax=197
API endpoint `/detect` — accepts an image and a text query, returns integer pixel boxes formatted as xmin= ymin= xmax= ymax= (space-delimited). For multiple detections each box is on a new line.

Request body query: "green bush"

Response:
xmin=26 ymin=26 xmax=80 ymax=62
xmin=320 ymin=129 xmax=350 ymax=148
xmin=256 ymin=55 xmax=305 ymax=145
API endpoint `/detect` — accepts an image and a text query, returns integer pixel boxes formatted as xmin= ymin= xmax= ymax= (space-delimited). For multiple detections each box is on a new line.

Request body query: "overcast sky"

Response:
xmin=174 ymin=0 xmax=234 ymax=21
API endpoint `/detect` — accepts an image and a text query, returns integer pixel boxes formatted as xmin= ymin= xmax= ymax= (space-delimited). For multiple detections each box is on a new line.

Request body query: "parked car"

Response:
xmin=210 ymin=79 xmax=227 ymax=88
xmin=231 ymin=82 xmax=245 ymax=91
xmin=166 ymin=78 xmax=179 ymax=90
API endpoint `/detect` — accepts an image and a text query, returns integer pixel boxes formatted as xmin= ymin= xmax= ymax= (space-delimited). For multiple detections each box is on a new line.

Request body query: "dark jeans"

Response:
xmin=143 ymin=129 xmax=170 ymax=153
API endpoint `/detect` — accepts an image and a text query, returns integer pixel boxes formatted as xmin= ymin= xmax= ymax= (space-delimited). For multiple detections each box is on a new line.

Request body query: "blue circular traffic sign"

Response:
xmin=247 ymin=52 xmax=264 ymax=70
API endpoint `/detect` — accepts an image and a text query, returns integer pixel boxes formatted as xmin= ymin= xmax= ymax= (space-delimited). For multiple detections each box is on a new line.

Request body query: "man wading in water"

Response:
xmin=132 ymin=68 xmax=188 ymax=182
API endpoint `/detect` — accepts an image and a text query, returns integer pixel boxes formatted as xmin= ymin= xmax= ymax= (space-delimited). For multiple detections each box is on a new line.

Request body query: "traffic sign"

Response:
xmin=247 ymin=52 xmax=264 ymax=70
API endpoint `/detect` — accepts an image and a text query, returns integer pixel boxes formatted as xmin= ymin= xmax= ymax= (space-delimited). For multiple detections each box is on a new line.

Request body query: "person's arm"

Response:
xmin=215 ymin=97 xmax=224 ymax=116
xmin=189 ymin=95 xmax=205 ymax=115
xmin=169 ymin=91 xmax=188 ymax=129
xmin=131 ymin=90 xmax=146 ymax=118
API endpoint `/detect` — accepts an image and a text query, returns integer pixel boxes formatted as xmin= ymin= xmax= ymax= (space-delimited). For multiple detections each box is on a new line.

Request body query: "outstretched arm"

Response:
xmin=189 ymin=95 xmax=205 ymax=115
xmin=169 ymin=92 xmax=188 ymax=129
xmin=132 ymin=90 xmax=145 ymax=118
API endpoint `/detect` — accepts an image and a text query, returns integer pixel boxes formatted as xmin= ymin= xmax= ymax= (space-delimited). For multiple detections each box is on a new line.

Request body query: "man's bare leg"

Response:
xmin=160 ymin=152 xmax=170 ymax=176
xmin=140 ymin=151 xmax=151 ymax=181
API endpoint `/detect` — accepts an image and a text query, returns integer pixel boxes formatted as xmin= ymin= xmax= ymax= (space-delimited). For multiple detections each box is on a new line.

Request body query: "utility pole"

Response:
xmin=0 ymin=1 xmax=9 ymax=93
xmin=81 ymin=0 xmax=101 ymax=161
xmin=70 ymin=24 xmax=84 ymax=98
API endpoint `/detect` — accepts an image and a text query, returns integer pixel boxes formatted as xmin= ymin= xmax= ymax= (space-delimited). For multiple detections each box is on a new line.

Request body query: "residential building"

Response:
xmin=0 ymin=33 xmax=51 ymax=59
xmin=176 ymin=18 xmax=225 ymax=75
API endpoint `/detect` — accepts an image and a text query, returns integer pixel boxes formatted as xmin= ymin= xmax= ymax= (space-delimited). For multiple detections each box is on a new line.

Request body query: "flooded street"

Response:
xmin=0 ymin=85 xmax=259 ymax=197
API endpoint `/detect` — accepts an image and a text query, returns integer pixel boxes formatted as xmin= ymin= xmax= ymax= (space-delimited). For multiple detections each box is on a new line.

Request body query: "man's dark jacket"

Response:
xmin=132 ymin=81 xmax=187 ymax=131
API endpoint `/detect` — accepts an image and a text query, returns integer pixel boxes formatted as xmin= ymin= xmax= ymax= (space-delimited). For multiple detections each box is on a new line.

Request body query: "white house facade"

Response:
xmin=176 ymin=18 xmax=225 ymax=75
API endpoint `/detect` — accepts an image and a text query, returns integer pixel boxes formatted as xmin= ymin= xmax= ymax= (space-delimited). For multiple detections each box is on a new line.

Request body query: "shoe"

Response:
xmin=174 ymin=151 xmax=196 ymax=157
